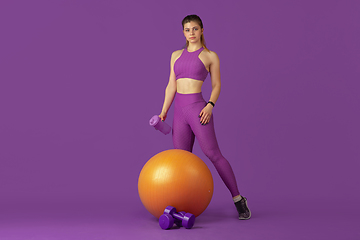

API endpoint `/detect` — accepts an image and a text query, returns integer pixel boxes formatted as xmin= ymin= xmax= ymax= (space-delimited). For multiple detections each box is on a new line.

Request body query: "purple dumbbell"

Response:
xmin=159 ymin=206 xmax=195 ymax=230
xmin=174 ymin=211 xmax=187 ymax=228
xmin=149 ymin=115 xmax=171 ymax=135
xmin=159 ymin=213 xmax=174 ymax=230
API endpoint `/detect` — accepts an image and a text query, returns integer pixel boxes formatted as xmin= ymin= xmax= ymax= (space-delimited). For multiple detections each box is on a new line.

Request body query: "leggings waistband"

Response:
xmin=175 ymin=92 xmax=206 ymax=107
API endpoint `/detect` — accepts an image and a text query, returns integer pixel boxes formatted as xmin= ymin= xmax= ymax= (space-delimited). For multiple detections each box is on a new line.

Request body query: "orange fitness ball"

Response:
xmin=138 ymin=149 xmax=214 ymax=219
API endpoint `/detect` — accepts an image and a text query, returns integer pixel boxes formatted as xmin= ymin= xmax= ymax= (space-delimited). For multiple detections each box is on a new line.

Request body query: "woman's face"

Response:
xmin=183 ymin=21 xmax=203 ymax=44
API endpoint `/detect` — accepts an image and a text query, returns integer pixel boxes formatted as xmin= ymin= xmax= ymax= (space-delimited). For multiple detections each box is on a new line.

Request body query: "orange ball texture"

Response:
xmin=138 ymin=149 xmax=213 ymax=219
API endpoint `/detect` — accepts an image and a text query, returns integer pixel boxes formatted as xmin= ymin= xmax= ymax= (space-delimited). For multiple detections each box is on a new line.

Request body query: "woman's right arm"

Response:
xmin=159 ymin=51 xmax=178 ymax=121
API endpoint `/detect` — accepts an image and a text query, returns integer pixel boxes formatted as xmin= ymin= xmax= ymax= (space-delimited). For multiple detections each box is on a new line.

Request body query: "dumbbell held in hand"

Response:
xmin=159 ymin=206 xmax=195 ymax=230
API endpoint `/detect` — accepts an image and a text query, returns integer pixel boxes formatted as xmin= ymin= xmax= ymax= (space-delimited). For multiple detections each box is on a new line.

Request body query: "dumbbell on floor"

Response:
xmin=162 ymin=210 xmax=187 ymax=228
xmin=174 ymin=211 xmax=187 ymax=227
xmin=159 ymin=206 xmax=195 ymax=230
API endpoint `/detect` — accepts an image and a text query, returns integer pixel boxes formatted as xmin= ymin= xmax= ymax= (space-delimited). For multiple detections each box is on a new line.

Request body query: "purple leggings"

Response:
xmin=173 ymin=92 xmax=240 ymax=197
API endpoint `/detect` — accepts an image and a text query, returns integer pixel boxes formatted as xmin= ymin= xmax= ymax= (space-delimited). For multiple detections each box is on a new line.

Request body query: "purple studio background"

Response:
xmin=1 ymin=0 xmax=359 ymax=239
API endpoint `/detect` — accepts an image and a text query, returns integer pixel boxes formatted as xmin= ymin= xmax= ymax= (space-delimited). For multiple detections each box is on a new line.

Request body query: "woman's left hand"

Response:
xmin=199 ymin=103 xmax=213 ymax=125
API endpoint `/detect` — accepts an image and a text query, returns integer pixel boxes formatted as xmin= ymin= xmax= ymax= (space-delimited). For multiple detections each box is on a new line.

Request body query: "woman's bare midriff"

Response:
xmin=176 ymin=78 xmax=204 ymax=94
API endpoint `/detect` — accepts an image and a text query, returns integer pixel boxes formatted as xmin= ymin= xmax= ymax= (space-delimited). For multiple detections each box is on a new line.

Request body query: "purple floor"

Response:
xmin=1 ymin=197 xmax=358 ymax=240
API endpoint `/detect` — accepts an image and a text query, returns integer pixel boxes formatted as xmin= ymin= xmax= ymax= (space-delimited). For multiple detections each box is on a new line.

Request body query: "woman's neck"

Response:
xmin=187 ymin=43 xmax=203 ymax=52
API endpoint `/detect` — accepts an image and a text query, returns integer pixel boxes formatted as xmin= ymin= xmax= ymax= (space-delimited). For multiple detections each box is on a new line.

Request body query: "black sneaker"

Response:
xmin=234 ymin=196 xmax=251 ymax=220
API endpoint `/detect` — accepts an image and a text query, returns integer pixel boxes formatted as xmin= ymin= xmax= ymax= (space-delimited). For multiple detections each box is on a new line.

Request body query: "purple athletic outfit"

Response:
xmin=172 ymin=47 xmax=240 ymax=197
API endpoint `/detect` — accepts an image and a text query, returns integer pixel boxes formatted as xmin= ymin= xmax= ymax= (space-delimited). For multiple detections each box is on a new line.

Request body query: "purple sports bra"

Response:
xmin=174 ymin=47 xmax=209 ymax=81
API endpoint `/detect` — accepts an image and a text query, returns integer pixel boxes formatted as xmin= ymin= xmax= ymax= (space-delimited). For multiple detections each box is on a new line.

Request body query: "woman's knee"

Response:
xmin=204 ymin=148 xmax=223 ymax=163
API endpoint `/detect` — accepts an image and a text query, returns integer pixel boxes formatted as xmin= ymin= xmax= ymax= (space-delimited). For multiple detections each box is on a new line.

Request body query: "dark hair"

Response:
xmin=182 ymin=15 xmax=208 ymax=50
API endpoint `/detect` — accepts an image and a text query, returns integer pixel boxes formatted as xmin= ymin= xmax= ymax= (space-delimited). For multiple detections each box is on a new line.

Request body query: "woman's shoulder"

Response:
xmin=203 ymin=48 xmax=218 ymax=56
xmin=170 ymin=49 xmax=184 ymax=61
xmin=202 ymin=48 xmax=219 ymax=62
xmin=171 ymin=49 xmax=184 ymax=56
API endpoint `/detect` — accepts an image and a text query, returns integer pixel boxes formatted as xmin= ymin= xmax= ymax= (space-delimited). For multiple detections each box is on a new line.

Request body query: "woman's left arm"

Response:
xmin=199 ymin=51 xmax=221 ymax=125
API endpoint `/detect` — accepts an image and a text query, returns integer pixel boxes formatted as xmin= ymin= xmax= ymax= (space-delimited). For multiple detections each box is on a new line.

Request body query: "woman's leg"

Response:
xmin=172 ymin=100 xmax=195 ymax=152
xmin=184 ymin=101 xmax=240 ymax=198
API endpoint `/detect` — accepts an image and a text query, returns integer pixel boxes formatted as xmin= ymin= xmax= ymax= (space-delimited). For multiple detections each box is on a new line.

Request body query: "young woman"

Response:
xmin=159 ymin=15 xmax=251 ymax=220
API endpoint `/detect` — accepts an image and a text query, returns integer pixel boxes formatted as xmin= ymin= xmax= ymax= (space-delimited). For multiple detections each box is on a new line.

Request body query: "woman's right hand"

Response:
xmin=159 ymin=112 xmax=167 ymax=121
